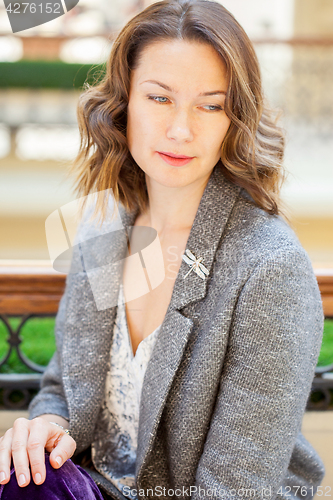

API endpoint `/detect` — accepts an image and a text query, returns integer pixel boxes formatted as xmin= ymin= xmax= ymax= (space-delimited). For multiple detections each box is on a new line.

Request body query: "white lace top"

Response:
xmin=91 ymin=282 xmax=162 ymax=499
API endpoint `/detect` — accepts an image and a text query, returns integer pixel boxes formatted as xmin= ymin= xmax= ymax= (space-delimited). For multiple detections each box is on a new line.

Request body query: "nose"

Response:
xmin=166 ymin=107 xmax=194 ymax=143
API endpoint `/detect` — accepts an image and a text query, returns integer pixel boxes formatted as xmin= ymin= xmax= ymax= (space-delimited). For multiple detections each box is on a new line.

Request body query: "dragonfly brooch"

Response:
xmin=182 ymin=249 xmax=209 ymax=280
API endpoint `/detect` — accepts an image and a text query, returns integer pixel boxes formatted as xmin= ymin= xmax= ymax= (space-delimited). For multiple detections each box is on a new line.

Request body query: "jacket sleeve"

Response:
xmin=28 ymin=287 xmax=70 ymax=421
xmin=192 ymin=248 xmax=325 ymax=500
xmin=28 ymin=220 xmax=88 ymax=422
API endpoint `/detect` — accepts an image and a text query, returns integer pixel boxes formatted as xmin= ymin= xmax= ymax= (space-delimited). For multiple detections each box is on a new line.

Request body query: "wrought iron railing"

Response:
xmin=0 ymin=263 xmax=65 ymax=409
xmin=0 ymin=264 xmax=333 ymax=410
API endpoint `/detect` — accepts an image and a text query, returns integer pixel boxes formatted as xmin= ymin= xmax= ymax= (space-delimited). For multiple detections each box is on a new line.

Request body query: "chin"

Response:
xmin=151 ymin=169 xmax=199 ymax=188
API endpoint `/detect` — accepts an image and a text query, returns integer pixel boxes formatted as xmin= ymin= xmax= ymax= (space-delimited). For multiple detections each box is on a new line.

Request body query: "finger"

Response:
xmin=11 ymin=418 xmax=31 ymax=487
xmin=48 ymin=433 xmax=76 ymax=469
xmin=26 ymin=418 xmax=49 ymax=485
xmin=0 ymin=428 xmax=13 ymax=485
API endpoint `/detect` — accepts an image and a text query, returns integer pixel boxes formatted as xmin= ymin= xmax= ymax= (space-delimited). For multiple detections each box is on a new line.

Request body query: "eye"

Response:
xmin=202 ymin=105 xmax=223 ymax=112
xmin=148 ymin=95 xmax=170 ymax=104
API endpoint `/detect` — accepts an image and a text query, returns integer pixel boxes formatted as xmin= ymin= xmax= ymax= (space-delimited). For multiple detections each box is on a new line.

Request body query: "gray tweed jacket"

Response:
xmin=29 ymin=164 xmax=325 ymax=500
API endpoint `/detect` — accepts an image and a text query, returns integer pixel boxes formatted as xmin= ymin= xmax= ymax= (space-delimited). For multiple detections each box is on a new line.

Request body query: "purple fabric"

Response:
xmin=0 ymin=453 xmax=105 ymax=500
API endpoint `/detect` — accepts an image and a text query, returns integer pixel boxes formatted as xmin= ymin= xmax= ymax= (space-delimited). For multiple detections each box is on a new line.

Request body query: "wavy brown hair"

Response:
xmin=69 ymin=0 xmax=290 ymax=226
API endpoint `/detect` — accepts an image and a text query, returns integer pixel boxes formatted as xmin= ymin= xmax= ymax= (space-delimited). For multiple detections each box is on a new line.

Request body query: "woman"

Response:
xmin=0 ymin=0 xmax=325 ymax=499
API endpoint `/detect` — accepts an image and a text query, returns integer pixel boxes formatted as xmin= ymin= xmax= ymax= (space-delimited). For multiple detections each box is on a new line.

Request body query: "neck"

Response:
xmin=141 ymin=172 xmax=212 ymax=239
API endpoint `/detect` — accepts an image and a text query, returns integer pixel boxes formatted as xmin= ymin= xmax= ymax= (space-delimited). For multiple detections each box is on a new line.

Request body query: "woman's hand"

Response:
xmin=0 ymin=416 xmax=76 ymax=487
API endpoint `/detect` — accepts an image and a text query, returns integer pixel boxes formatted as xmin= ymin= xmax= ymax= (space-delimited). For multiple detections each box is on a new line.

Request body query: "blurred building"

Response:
xmin=0 ymin=0 xmax=332 ymax=265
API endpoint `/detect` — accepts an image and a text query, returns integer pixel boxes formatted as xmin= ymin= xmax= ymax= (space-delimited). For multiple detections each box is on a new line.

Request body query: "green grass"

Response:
xmin=317 ymin=318 xmax=333 ymax=367
xmin=0 ymin=317 xmax=333 ymax=374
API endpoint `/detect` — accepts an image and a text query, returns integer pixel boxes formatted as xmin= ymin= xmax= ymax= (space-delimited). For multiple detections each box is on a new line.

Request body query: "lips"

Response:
xmin=157 ymin=151 xmax=194 ymax=167
xmin=157 ymin=151 xmax=195 ymax=167
xmin=158 ymin=151 xmax=194 ymax=159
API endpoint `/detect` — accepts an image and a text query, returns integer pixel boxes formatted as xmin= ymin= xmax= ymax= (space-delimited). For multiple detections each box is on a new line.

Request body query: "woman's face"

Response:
xmin=126 ymin=39 xmax=230 ymax=191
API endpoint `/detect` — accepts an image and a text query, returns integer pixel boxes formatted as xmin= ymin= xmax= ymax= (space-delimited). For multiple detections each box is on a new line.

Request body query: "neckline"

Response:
xmin=119 ymin=283 xmax=162 ymax=360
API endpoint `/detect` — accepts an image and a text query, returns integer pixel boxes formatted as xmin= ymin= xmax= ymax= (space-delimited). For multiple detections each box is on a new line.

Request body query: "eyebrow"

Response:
xmin=140 ymin=79 xmax=227 ymax=96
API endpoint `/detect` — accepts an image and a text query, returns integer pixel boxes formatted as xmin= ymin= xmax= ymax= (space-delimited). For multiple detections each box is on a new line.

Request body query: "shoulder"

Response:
xmin=229 ymin=187 xmax=310 ymax=266
xmin=73 ymin=195 xmax=125 ymax=244
xmin=221 ymin=191 xmax=323 ymax=352
xmin=67 ymin=195 xmax=126 ymax=275
xmin=213 ymin=187 xmax=320 ymax=300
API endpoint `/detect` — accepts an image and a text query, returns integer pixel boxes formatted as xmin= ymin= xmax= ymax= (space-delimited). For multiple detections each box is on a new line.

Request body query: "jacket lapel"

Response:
xmin=135 ymin=164 xmax=242 ymax=480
